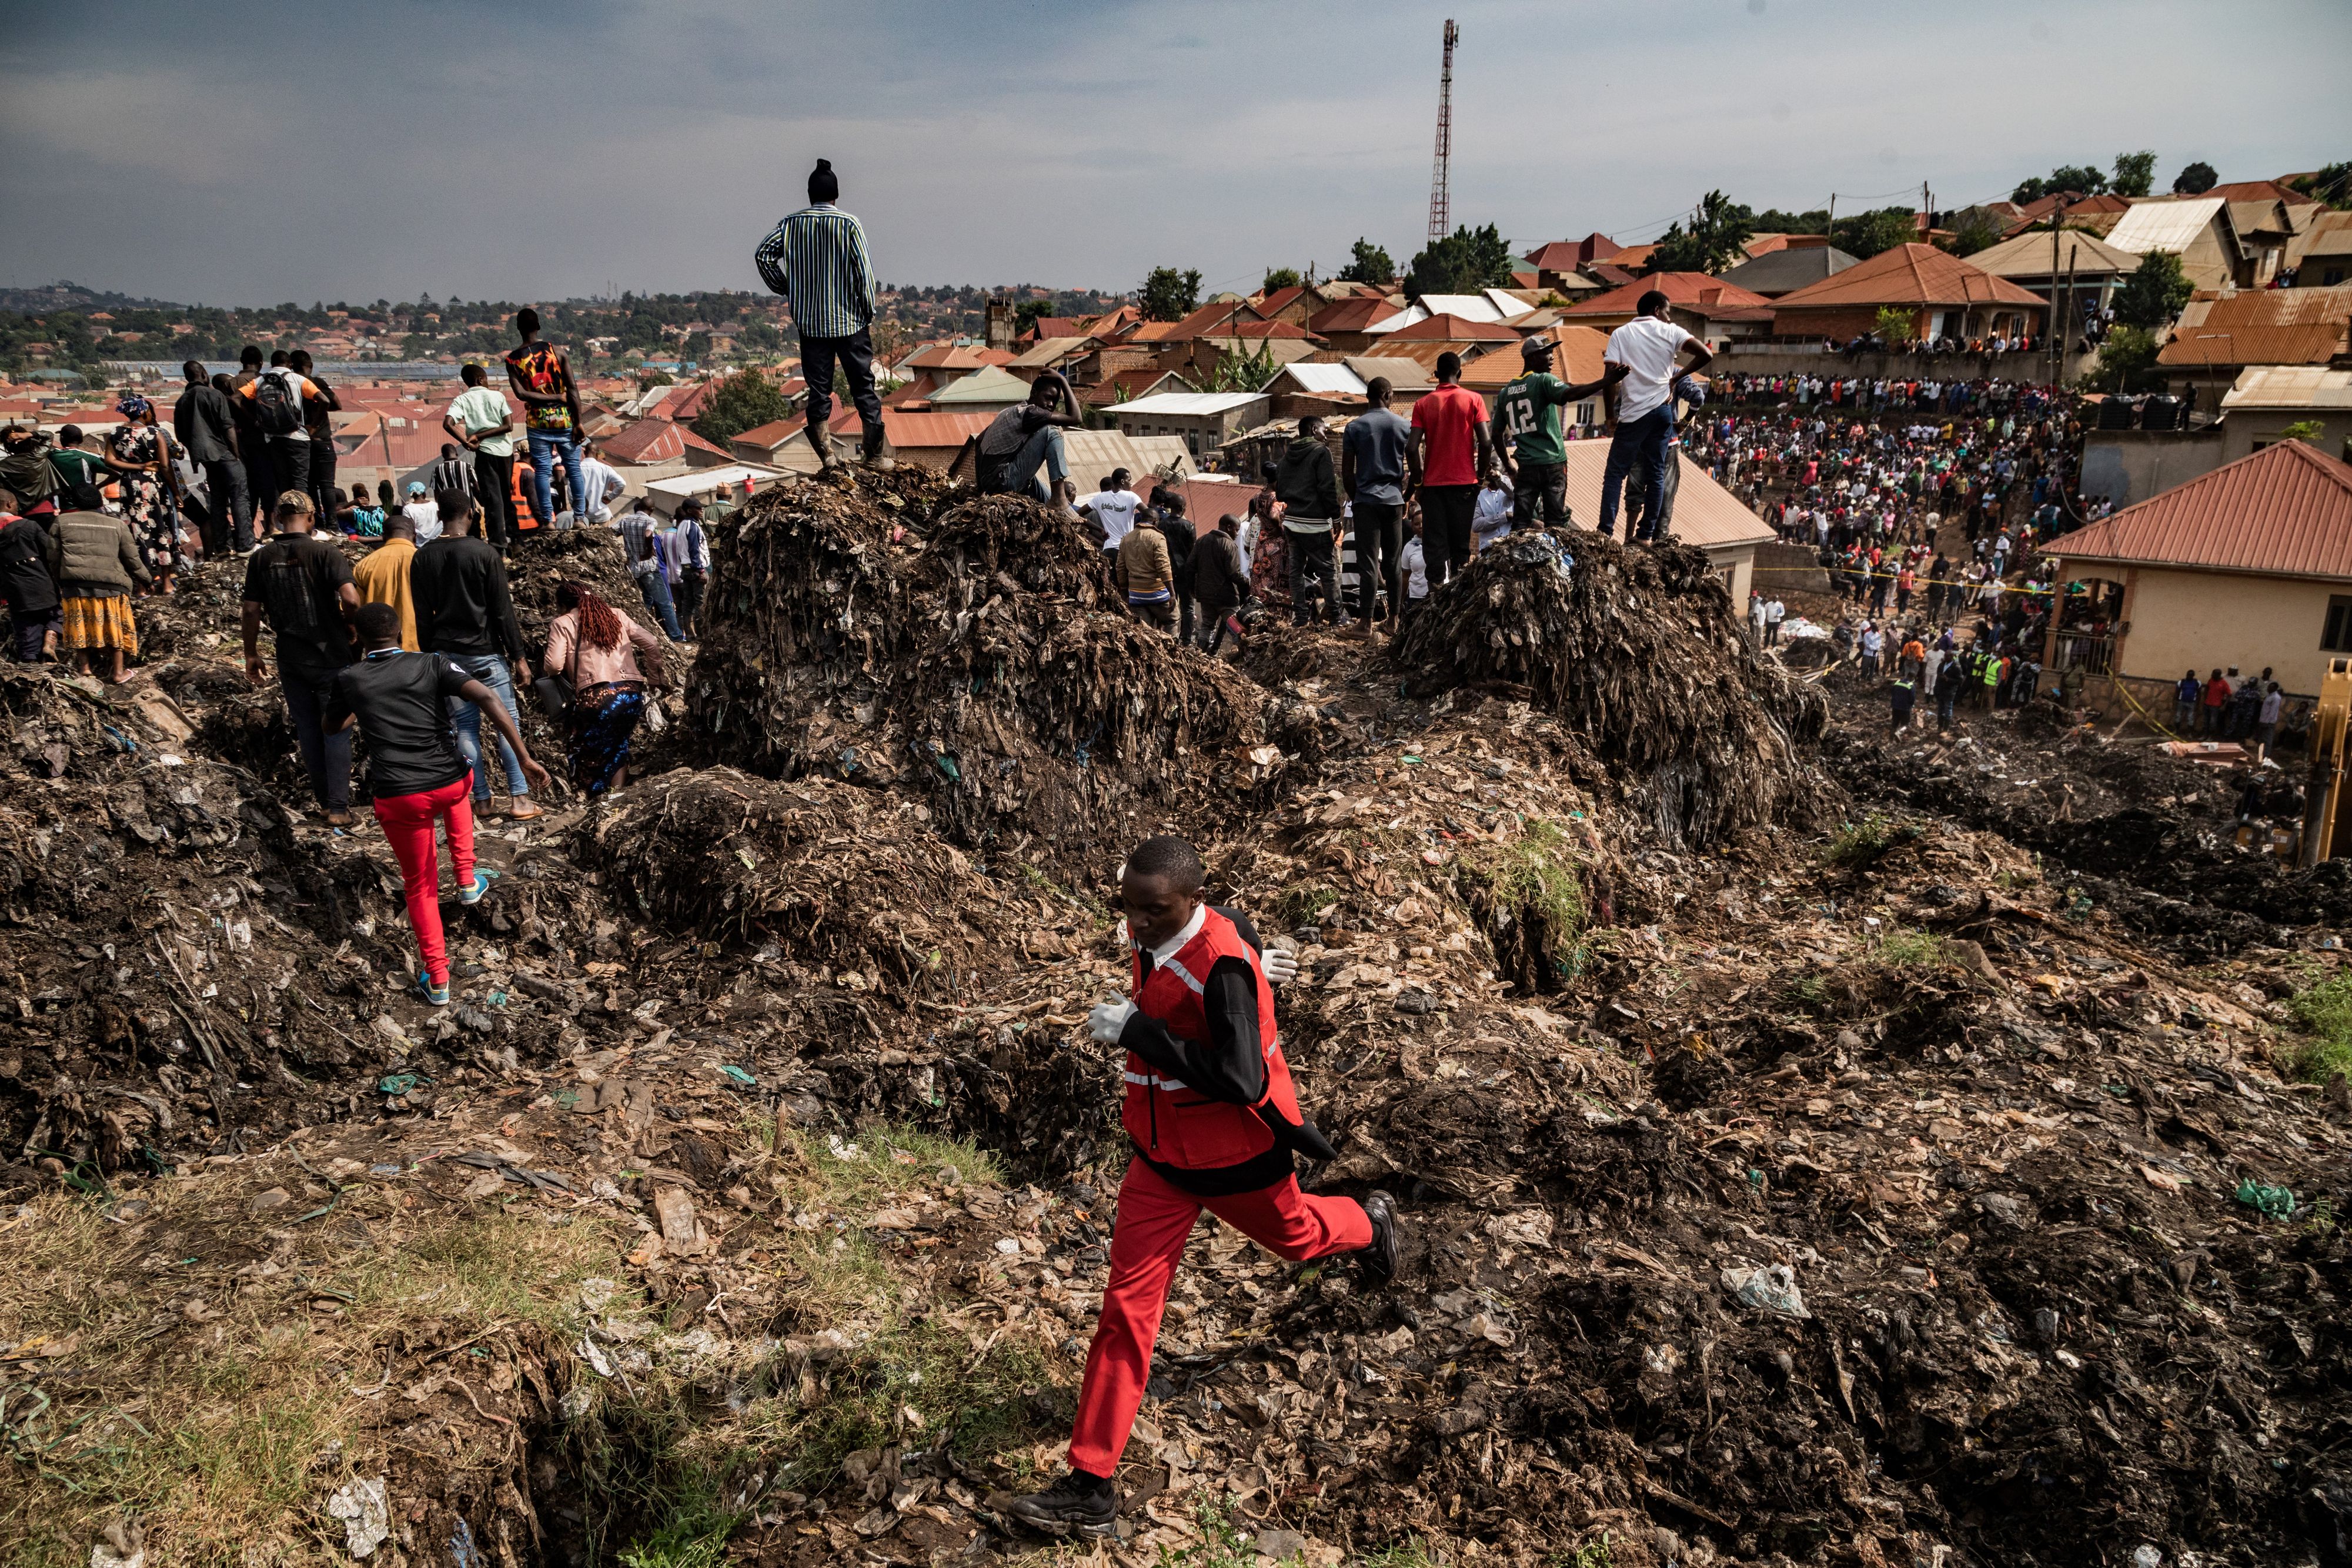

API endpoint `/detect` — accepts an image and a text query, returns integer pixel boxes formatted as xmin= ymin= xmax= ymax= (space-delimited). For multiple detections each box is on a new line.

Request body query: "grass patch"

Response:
xmin=1270 ymin=881 xmax=1345 ymax=932
xmin=1459 ymin=818 xmax=1587 ymax=984
xmin=723 ymin=1122 xmax=1054 ymax=1494
xmin=2287 ymin=970 xmax=2352 ymax=1081
xmin=1823 ymin=812 xmax=1923 ymax=868
xmin=0 ymin=1184 xmax=627 ymax=1568
xmin=1873 ymin=928 xmax=1948 ymax=967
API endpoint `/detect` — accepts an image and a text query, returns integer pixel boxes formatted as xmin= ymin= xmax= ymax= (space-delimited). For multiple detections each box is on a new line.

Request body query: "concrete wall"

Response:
xmin=2097 ymin=564 xmax=2341 ymax=696
xmin=2221 ymin=415 xmax=2352 ymax=466
xmin=1752 ymin=540 xmax=1829 ymax=595
xmin=2078 ymin=427 xmax=2228 ymax=509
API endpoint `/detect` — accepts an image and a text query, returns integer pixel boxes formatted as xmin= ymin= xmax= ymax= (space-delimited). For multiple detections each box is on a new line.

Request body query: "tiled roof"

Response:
xmin=732 ymin=418 xmax=803 ymax=451
xmin=2050 ymin=439 xmax=2352 ymax=580
xmin=1307 ymin=296 xmax=1404 ymax=334
xmin=1381 ymin=313 xmax=1521 ymax=343
xmin=1459 ymin=325 xmax=1612 ymax=390
xmin=903 ymin=343 xmax=1015 ymax=371
xmin=1524 ymin=235 xmax=1621 ymax=270
xmin=1563 ymin=272 xmax=1777 ymax=319
xmin=603 ymin=419 xmax=687 ymax=464
xmin=1770 ymin=245 xmax=2044 ymax=310
xmin=877 ymin=411 xmax=997 ymax=450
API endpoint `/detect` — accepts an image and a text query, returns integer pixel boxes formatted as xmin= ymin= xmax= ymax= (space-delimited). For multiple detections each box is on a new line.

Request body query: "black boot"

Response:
xmin=807 ymin=419 xmax=841 ymax=471
xmin=1003 ymin=1469 xmax=1117 ymax=1537
xmin=1359 ymin=1189 xmax=1401 ymax=1286
xmin=858 ymin=422 xmax=894 ymax=470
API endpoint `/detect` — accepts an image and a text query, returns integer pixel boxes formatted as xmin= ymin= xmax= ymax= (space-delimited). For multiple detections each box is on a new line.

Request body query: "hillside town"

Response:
xmin=4 ymin=36 xmax=2352 ymax=1567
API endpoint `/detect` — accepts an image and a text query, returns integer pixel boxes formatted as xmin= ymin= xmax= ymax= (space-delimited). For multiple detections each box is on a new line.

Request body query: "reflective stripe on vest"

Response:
xmin=1120 ymin=908 xmax=1304 ymax=1171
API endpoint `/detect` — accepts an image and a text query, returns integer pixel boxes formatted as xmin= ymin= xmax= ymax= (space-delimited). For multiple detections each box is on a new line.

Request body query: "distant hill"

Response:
xmin=0 ymin=281 xmax=178 ymax=315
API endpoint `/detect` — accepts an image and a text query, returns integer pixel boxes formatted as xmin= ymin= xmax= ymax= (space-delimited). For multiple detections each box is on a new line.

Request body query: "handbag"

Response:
xmin=532 ymin=670 xmax=575 ymax=721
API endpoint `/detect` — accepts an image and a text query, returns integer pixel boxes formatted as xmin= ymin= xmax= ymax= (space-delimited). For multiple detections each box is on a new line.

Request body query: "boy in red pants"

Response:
xmin=1006 ymin=835 xmax=1399 ymax=1538
xmin=324 ymin=602 xmax=550 ymax=1004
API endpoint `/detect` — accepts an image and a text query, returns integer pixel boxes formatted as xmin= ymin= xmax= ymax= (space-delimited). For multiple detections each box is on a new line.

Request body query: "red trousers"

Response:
xmin=370 ymin=775 xmax=476 ymax=986
xmin=1067 ymin=1155 xmax=1370 ymax=1477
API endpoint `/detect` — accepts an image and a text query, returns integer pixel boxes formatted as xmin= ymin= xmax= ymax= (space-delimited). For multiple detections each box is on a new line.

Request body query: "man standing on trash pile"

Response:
xmin=1005 ymin=836 xmax=1400 ymax=1539
xmin=1275 ymin=417 xmax=1345 ymax=627
xmin=242 ymin=490 xmax=360 ymax=827
xmin=325 ymin=602 xmax=550 ymax=1007
xmin=413 ymin=493 xmax=541 ymax=824
xmin=1598 ymin=289 xmax=1712 ymax=544
xmin=754 ymin=157 xmax=887 ymax=470
xmin=1489 ymin=335 xmax=1609 ymax=537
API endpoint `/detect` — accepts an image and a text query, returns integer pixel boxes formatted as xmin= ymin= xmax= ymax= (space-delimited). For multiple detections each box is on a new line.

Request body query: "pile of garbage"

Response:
xmin=1393 ymin=531 xmax=1829 ymax=847
xmin=578 ymin=765 xmax=1013 ymax=991
xmin=687 ymin=471 xmax=1306 ymax=858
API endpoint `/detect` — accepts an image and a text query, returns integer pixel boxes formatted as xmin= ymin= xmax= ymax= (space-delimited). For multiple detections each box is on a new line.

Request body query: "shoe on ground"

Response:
xmin=419 ymin=972 xmax=451 ymax=1007
xmin=459 ymin=868 xmax=499 ymax=907
xmin=1359 ymin=1189 xmax=1401 ymax=1286
xmin=506 ymin=798 xmax=544 ymax=822
xmin=1003 ymin=1470 xmax=1117 ymax=1538
xmin=858 ymin=423 xmax=896 ymax=470
xmin=323 ymin=808 xmax=355 ymax=829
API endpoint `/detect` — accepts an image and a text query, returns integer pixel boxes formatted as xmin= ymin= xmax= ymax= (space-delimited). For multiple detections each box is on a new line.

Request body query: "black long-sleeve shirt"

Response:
xmin=410 ymin=534 xmax=524 ymax=663
xmin=1118 ymin=908 xmax=1334 ymax=1193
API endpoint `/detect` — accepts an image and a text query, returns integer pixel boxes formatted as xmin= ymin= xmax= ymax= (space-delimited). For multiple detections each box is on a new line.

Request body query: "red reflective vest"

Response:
xmin=1121 ymin=908 xmax=1305 ymax=1171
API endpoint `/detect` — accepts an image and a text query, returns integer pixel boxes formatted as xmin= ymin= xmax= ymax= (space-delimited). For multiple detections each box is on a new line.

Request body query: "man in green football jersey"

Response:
xmin=1490 ymin=336 xmax=1615 ymax=533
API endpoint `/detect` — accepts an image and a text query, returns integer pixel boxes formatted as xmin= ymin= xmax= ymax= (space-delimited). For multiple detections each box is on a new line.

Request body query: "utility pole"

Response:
xmin=2048 ymin=219 xmax=2062 ymax=386
xmin=2060 ymin=248 xmax=2079 ymax=386
xmin=1428 ymin=19 xmax=1458 ymax=246
xmin=1826 ymin=193 xmax=1836 ymax=248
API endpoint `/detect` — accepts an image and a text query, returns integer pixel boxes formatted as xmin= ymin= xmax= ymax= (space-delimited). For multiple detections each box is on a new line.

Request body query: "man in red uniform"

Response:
xmin=1005 ymin=836 xmax=1400 ymax=1538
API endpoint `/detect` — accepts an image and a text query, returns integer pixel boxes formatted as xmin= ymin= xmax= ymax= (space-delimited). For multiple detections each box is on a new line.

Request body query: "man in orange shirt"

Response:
xmin=1406 ymin=351 xmax=1496 ymax=589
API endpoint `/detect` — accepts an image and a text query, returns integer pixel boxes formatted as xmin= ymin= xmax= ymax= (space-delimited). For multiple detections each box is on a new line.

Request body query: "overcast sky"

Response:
xmin=4 ymin=0 xmax=2347 ymax=309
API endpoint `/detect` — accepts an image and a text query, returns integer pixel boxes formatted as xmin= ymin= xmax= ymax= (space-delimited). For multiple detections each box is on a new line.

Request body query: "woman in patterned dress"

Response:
xmin=104 ymin=394 xmax=188 ymax=594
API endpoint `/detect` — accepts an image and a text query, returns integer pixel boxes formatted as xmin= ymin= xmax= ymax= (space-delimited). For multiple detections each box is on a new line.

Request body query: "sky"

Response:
xmin=3 ymin=0 xmax=2348 ymax=310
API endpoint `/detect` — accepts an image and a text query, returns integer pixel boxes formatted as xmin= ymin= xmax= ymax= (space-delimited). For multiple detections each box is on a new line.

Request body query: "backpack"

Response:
xmin=251 ymin=370 xmax=303 ymax=437
xmin=253 ymin=540 xmax=326 ymax=640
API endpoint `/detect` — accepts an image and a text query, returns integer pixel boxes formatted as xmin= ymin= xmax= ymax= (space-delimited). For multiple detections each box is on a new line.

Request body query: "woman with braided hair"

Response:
xmin=543 ymin=580 xmax=670 ymax=795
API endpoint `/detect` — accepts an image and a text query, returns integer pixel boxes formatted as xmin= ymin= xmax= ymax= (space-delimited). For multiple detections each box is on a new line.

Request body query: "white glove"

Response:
xmin=1263 ymin=947 xmax=1299 ymax=984
xmin=1088 ymin=997 xmax=1135 ymax=1045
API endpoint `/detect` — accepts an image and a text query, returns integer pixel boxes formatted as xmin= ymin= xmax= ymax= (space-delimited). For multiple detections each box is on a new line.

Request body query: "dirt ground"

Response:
xmin=1 ymin=476 xmax=2345 ymax=1568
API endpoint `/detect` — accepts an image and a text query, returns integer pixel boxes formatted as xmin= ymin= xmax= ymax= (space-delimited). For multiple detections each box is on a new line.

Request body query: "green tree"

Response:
xmin=1650 ymin=190 xmax=1756 ymax=275
xmin=1753 ymin=208 xmax=1828 ymax=235
xmin=1261 ymin=266 xmax=1302 ymax=295
xmin=2084 ymin=324 xmax=2162 ymax=393
xmin=2171 ymin=160 xmax=2218 ymax=195
xmin=2289 ymin=162 xmax=2352 ymax=210
xmin=1943 ymin=207 xmax=2007 ymax=258
xmin=1337 ymin=239 xmax=1395 ymax=285
xmin=2113 ymin=250 xmax=2193 ymax=328
xmin=1205 ymin=341 xmax=1277 ymax=393
xmin=2013 ymin=163 xmax=2108 ymax=205
xmin=1139 ymin=267 xmax=1202 ymax=322
xmin=1013 ymin=298 xmax=1053 ymax=335
xmin=1873 ymin=305 xmax=1917 ymax=343
xmin=2280 ymin=419 xmax=2327 ymax=446
xmin=691 ymin=369 xmax=790 ymax=445
xmin=1406 ymin=223 xmax=1514 ymax=296
xmin=2112 ymin=150 xmax=2157 ymax=198
xmin=1832 ymin=206 xmax=1919 ymax=260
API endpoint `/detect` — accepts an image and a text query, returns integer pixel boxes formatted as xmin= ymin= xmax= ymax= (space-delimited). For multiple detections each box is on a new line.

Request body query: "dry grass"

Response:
xmin=0 ymin=1180 xmax=629 ymax=1567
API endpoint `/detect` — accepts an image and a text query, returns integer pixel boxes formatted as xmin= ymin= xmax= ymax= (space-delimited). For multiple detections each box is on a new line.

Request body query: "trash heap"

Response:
xmin=687 ymin=471 xmax=1305 ymax=858
xmin=1392 ymin=530 xmax=1829 ymax=847
xmin=577 ymin=764 xmax=1013 ymax=991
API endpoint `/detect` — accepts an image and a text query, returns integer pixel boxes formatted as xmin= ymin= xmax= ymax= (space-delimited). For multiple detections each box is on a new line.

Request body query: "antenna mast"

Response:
xmin=1428 ymin=19 xmax=1458 ymax=244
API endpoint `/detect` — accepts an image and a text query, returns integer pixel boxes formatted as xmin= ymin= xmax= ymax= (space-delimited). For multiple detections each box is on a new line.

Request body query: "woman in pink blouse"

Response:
xmin=543 ymin=581 xmax=673 ymax=794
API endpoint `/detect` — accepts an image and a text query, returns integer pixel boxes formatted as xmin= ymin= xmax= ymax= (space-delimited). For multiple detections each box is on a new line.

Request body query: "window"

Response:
xmin=2324 ymin=596 xmax=2352 ymax=653
xmin=1575 ymin=402 xmax=1596 ymax=427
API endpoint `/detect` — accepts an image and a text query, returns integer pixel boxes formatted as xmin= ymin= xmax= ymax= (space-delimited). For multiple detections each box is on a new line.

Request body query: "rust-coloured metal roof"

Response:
xmin=2049 ymin=439 xmax=2352 ymax=581
xmin=1563 ymin=271 xmax=1777 ymax=320
xmin=1770 ymin=243 xmax=2045 ymax=310
xmin=2157 ymin=322 xmax=2346 ymax=367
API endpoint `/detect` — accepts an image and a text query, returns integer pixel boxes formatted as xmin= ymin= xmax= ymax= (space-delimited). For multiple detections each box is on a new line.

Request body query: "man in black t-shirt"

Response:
xmin=974 ymin=371 xmax=1081 ymax=502
xmin=240 ymin=490 xmax=360 ymax=824
xmin=326 ymin=601 xmax=550 ymax=1005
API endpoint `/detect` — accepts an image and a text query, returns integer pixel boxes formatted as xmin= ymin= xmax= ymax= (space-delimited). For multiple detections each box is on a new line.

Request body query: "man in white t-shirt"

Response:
xmin=1076 ymin=468 xmax=1144 ymax=552
xmin=400 ymin=482 xmax=444 ymax=545
xmin=1598 ymin=290 xmax=1713 ymax=543
xmin=566 ymin=440 xmax=626 ymax=530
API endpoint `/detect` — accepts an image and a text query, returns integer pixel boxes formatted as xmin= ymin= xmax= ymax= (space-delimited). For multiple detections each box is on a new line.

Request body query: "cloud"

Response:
xmin=0 ymin=0 xmax=2346 ymax=303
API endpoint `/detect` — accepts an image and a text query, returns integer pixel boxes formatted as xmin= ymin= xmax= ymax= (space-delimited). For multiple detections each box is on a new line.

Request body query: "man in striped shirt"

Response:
xmin=755 ymin=158 xmax=887 ymax=469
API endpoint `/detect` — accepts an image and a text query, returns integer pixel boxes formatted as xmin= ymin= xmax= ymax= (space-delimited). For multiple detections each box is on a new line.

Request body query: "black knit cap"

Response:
xmin=808 ymin=158 xmax=838 ymax=203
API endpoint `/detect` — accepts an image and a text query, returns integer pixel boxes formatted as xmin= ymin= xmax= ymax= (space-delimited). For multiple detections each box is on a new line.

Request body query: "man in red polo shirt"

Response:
xmin=1005 ymin=836 xmax=1400 ymax=1538
xmin=1408 ymin=350 xmax=1496 ymax=589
